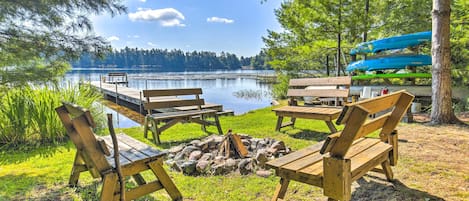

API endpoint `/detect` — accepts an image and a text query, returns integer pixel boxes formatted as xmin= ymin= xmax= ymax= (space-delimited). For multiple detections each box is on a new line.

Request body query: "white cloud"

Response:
xmin=147 ymin=42 xmax=157 ymax=47
xmin=107 ymin=36 xmax=120 ymax=41
xmin=127 ymin=35 xmax=140 ymax=38
xmin=139 ymin=0 xmax=146 ymax=2
xmin=207 ymin=17 xmax=234 ymax=24
xmin=129 ymin=8 xmax=186 ymax=27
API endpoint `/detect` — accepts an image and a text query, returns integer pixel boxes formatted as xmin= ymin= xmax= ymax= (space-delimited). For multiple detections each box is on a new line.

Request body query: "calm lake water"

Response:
xmin=65 ymin=68 xmax=275 ymax=128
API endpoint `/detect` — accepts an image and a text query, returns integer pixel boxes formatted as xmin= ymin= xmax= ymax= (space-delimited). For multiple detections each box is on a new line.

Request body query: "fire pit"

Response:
xmin=165 ymin=130 xmax=290 ymax=176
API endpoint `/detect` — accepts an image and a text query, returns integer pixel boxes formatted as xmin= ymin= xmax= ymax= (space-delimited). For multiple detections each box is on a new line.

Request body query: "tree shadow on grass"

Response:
xmin=0 ymin=141 xmax=74 ymax=165
xmin=285 ymin=129 xmax=329 ymax=142
xmin=352 ymin=174 xmax=444 ymax=200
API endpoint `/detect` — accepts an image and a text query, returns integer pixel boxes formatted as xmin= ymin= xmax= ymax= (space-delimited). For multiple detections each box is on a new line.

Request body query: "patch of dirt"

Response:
xmin=346 ymin=123 xmax=469 ymax=201
xmin=412 ymin=112 xmax=469 ymax=123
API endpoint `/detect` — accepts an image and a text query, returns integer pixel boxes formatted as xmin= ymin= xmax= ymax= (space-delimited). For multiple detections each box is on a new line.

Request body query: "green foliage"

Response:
xmin=0 ymin=84 xmax=102 ymax=147
xmin=72 ymin=48 xmax=263 ymax=70
xmin=451 ymin=0 xmax=469 ymax=86
xmin=0 ymin=0 xmax=126 ymax=87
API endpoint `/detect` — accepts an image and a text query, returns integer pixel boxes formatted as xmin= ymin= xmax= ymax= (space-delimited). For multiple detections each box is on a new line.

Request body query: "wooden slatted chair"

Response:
xmin=143 ymin=88 xmax=223 ymax=144
xmin=56 ymin=102 xmax=182 ymax=201
xmin=273 ymin=76 xmax=352 ymax=133
xmin=267 ymin=90 xmax=414 ymax=201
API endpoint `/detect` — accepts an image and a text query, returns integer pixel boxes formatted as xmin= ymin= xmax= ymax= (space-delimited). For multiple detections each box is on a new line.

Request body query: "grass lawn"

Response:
xmin=0 ymin=105 xmax=468 ymax=200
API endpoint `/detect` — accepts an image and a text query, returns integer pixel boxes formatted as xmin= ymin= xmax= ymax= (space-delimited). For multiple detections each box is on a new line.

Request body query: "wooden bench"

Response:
xmin=267 ymin=90 xmax=414 ymax=201
xmin=143 ymin=88 xmax=223 ymax=144
xmin=56 ymin=102 xmax=182 ymax=201
xmin=273 ymin=76 xmax=352 ymax=133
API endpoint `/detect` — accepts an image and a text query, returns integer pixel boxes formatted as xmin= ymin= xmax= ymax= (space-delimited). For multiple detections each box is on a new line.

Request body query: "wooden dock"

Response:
xmin=89 ymin=81 xmax=233 ymax=115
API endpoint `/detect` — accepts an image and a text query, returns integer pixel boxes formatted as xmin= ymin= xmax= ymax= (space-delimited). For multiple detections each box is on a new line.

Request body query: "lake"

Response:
xmin=65 ymin=68 xmax=275 ymax=128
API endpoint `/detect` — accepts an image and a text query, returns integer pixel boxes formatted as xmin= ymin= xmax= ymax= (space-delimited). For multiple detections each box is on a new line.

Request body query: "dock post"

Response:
xmin=115 ymin=83 xmax=118 ymax=105
xmin=99 ymin=74 xmax=102 ymax=91
xmin=139 ymin=91 xmax=143 ymax=115
xmin=145 ymin=80 xmax=148 ymax=90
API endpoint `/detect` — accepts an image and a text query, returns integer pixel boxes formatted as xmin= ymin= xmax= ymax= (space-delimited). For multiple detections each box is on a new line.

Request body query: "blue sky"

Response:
xmin=91 ymin=0 xmax=282 ymax=57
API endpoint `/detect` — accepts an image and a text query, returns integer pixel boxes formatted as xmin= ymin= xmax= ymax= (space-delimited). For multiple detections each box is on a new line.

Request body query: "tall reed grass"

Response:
xmin=0 ymin=84 xmax=102 ymax=147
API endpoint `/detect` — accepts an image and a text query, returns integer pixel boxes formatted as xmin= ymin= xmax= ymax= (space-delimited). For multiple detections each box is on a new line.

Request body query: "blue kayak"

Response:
xmin=350 ymin=31 xmax=431 ymax=55
xmin=346 ymin=55 xmax=432 ymax=72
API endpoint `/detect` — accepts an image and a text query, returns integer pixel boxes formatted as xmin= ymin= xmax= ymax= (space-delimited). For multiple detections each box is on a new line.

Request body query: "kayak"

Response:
xmin=351 ymin=73 xmax=432 ymax=80
xmin=346 ymin=54 xmax=432 ymax=72
xmin=350 ymin=31 xmax=431 ymax=55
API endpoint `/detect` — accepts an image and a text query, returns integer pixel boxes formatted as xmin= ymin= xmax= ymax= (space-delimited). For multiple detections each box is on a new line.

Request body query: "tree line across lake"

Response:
xmin=72 ymin=47 xmax=270 ymax=71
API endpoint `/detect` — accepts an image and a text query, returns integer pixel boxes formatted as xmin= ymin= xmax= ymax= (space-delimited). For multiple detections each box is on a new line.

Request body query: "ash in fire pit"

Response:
xmin=165 ymin=130 xmax=290 ymax=176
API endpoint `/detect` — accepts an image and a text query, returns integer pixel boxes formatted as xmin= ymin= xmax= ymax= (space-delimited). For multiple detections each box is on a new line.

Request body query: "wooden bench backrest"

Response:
xmin=287 ymin=76 xmax=352 ymax=98
xmin=143 ymin=88 xmax=205 ymax=114
xmin=320 ymin=90 xmax=414 ymax=158
xmin=56 ymin=102 xmax=112 ymax=177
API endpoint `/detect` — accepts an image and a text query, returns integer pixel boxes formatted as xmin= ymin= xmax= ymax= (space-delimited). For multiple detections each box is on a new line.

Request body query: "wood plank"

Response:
xmin=148 ymin=160 xmax=183 ymax=200
xmin=350 ymin=143 xmax=392 ymax=181
xmin=354 ymin=113 xmax=391 ymax=140
xmin=144 ymin=99 xmax=205 ymax=109
xmin=287 ymin=89 xmax=349 ymax=98
xmin=345 ymin=90 xmax=405 ymax=114
xmin=149 ymin=109 xmax=217 ymax=120
xmin=281 ymin=152 xmax=323 ymax=172
xmin=124 ymin=181 xmax=164 ymax=201
xmin=116 ymin=134 xmax=166 ymax=158
xmin=379 ymin=92 xmax=414 ymax=141
xmin=230 ymin=134 xmax=248 ymax=157
xmin=72 ymin=115 xmax=112 ymax=173
xmin=143 ymin=88 xmax=202 ymax=97
xmin=277 ymin=168 xmax=323 ymax=187
xmin=266 ymin=142 xmax=324 ymax=169
xmin=323 ymin=157 xmax=351 ymax=201
xmin=100 ymin=136 xmax=149 ymax=164
xmin=289 ymin=77 xmax=352 ymax=86
xmin=329 ymin=105 xmax=369 ymax=157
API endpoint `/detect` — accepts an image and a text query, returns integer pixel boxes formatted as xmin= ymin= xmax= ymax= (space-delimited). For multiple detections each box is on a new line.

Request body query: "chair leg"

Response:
xmin=100 ymin=173 xmax=118 ymax=201
xmin=143 ymin=116 xmax=149 ymax=139
xmin=381 ymin=160 xmax=394 ymax=181
xmin=69 ymin=152 xmax=84 ymax=187
xmin=271 ymin=178 xmax=289 ymax=201
xmin=290 ymin=117 xmax=296 ymax=128
xmin=132 ymin=173 xmax=147 ymax=185
xmin=150 ymin=120 xmax=160 ymax=144
xmin=201 ymin=115 xmax=207 ymax=132
xmin=325 ymin=121 xmax=337 ymax=133
xmin=214 ymin=115 xmax=223 ymax=134
xmin=275 ymin=116 xmax=284 ymax=131
xmin=148 ymin=160 xmax=182 ymax=201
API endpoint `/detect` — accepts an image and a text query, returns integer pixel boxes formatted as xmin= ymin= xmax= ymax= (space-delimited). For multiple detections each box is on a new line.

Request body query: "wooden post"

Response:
xmin=115 ymin=83 xmax=118 ymax=105
xmin=323 ymin=157 xmax=351 ymax=201
xmin=139 ymin=91 xmax=143 ymax=115
xmin=326 ymin=55 xmax=330 ymax=76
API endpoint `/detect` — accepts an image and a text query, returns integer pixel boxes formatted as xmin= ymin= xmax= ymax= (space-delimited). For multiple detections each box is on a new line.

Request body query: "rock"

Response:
xmin=270 ymin=141 xmax=286 ymax=151
xmin=172 ymin=160 xmax=185 ymax=172
xmin=211 ymin=164 xmax=230 ymax=175
xmin=166 ymin=153 xmax=175 ymax=159
xmin=256 ymin=170 xmax=272 ymax=178
xmin=189 ymin=150 xmax=203 ymax=160
xmin=266 ymin=147 xmax=278 ymax=155
xmin=196 ymin=160 xmax=210 ymax=173
xmin=168 ymin=144 xmax=185 ymax=154
xmin=165 ymin=159 xmax=175 ymax=167
xmin=189 ymin=140 xmax=201 ymax=146
xmin=180 ymin=160 xmax=197 ymax=175
xmin=257 ymin=141 xmax=267 ymax=149
xmin=225 ymin=158 xmax=238 ymax=171
xmin=213 ymin=156 xmax=225 ymax=164
xmin=200 ymin=153 xmax=213 ymax=161
xmin=181 ymin=146 xmax=200 ymax=157
xmin=238 ymin=158 xmax=253 ymax=175
xmin=271 ymin=100 xmax=280 ymax=106
xmin=241 ymin=139 xmax=251 ymax=148
xmin=255 ymin=149 xmax=268 ymax=167
xmin=173 ymin=152 xmax=185 ymax=161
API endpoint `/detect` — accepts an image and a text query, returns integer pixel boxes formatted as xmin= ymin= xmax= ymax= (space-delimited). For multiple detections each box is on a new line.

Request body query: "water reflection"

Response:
xmin=65 ymin=69 xmax=274 ymax=117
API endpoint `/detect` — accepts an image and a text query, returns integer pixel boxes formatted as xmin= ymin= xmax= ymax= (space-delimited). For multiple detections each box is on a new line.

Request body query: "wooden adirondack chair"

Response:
xmin=267 ymin=90 xmax=414 ymax=201
xmin=56 ymin=102 xmax=182 ymax=201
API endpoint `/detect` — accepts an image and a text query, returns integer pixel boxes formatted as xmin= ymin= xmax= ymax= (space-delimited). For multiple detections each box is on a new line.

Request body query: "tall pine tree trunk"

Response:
xmin=430 ymin=0 xmax=455 ymax=124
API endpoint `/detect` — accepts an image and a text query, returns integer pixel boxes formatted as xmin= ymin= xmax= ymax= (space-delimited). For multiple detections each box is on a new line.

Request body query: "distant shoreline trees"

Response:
xmin=72 ymin=47 xmax=271 ymax=71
